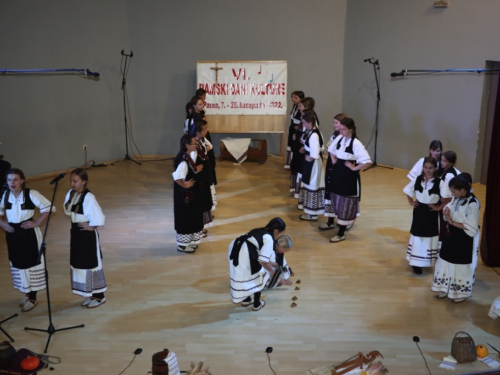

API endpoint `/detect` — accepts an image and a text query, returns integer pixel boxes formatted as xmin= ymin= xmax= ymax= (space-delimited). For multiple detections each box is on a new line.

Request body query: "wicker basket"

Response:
xmin=451 ymin=331 xmax=477 ymax=363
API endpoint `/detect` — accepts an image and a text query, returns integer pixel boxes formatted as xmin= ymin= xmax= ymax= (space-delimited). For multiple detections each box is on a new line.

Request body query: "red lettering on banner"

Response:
xmin=232 ymin=68 xmax=246 ymax=80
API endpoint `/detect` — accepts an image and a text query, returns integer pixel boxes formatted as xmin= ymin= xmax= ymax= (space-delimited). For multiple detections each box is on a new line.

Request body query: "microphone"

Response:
xmin=390 ymin=70 xmax=407 ymax=77
xmin=50 ymin=173 xmax=65 ymax=185
xmin=83 ymin=69 xmax=100 ymax=78
xmin=364 ymin=58 xmax=373 ymax=62
xmin=1 ymin=184 xmax=8 ymax=196
xmin=413 ymin=336 xmax=420 ymax=343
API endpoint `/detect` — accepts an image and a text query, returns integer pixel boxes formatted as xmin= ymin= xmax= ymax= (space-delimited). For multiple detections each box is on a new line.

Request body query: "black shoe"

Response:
xmin=412 ymin=266 xmax=423 ymax=275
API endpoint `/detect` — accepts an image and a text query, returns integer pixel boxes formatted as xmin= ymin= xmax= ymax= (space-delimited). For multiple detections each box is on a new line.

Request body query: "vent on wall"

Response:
xmin=434 ymin=0 xmax=449 ymax=7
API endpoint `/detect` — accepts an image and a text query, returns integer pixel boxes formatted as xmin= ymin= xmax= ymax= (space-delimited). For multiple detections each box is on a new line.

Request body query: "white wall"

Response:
xmin=342 ymin=0 xmax=500 ymax=176
xmin=0 ymin=0 xmax=347 ymax=176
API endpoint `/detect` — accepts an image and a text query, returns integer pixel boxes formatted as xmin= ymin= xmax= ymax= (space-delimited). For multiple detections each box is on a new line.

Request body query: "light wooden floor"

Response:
xmin=0 ymin=156 xmax=499 ymax=375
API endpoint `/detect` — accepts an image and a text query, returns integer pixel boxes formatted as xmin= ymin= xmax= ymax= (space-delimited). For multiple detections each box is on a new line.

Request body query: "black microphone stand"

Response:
xmin=364 ymin=58 xmax=392 ymax=172
xmin=24 ymin=179 xmax=84 ymax=353
xmin=113 ymin=50 xmax=141 ymax=165
xmin=0 ymin=314 xmax=17 ymax=342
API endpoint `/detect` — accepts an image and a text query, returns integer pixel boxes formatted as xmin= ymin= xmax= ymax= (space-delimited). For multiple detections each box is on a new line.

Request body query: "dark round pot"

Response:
xmin=0 ymin=341 xmax=16 ymax=370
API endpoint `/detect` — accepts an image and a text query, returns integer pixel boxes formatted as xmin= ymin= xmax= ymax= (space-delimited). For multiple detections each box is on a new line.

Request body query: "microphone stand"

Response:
xmin=24 ymin=180 xmax=84 ymax=353
xmin=113 ymin=50 xmax=141 ymax=165
xmin=363 ymin=58 xmax=392 ymax=172
xmin=0 ymin=314 xmax=17 ymax=342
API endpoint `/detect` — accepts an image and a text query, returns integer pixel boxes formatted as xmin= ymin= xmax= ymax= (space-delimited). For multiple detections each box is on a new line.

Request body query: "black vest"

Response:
xmin=2 ymin=189 xmax=35 ymax=211
xmin=69 ymin=189 xmax=91 ymax=215
xmin=414 ymin=176 xmax=440 ymax=197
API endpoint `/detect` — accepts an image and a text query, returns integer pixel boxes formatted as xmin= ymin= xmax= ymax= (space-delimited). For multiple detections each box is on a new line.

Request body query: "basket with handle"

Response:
xmin=451 ymin=331 xmax=477 ymax=363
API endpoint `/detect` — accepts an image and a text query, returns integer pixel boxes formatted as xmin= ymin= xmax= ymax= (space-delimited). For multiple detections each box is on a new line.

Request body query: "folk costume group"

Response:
xmin=285 ymin=93 xmax=372 ymax=243
xmin=284 ymin=92 xmax=480 ymax=305
xmin=1 ymin=92 xmax=481 ymax=316
xmin=0 ymin=167 xmax=107 ymax=312
xmin=404 ymin=141 xmax=480 ymax=304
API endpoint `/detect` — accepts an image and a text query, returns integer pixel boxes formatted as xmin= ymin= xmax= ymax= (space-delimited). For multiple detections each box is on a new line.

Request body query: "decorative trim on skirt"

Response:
xmin=71 ymin=245 xmax=107 ymax=297
xmin=431 ymin=256 xmax=475 ymax=299
xmin=11 ymin=254 xmax=46 ymax=293
xmin=328 ymin=193 xmax=359 ymax=225
xmin=406 ymin=235 xmax=439 ymax=267
xmin=176 ymin=231 xmax=202 ymax=246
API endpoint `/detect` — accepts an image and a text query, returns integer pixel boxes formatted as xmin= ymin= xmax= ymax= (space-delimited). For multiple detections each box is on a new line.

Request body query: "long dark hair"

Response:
xmin=340 ymin=117 xmax=357 ymax=138
xmin=429 ymin=140 xmax=443 ymax=154
xmin=449 ymin=172 xmax=474 ymax=204
xmin=264 ymin=217 xmax=286 ymax=233
xmin=173 ymin=134 xmax=195 ymax=168
xmin=65 ymin=168 xmax=89 ymax=210
xmin=291 ymin=91 xmax=305 ymax=114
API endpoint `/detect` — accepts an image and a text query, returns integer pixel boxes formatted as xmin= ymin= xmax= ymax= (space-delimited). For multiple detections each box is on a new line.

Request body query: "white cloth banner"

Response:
xmin=197 ymin=61 xmax=287 ymax=115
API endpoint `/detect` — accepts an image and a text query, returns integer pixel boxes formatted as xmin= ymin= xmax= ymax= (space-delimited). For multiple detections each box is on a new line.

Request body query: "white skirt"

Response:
xmin=228 ymin=240 xmax=269 ymax=303
xmin=431 ymin=256 xmax=474 ymax=299
xmin=406 ymin=235 xmax=439 ymax=267
xmin=10 ymin=254 xmax=46 ymax=293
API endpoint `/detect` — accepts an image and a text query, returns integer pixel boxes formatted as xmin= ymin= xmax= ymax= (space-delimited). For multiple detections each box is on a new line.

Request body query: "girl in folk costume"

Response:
xmin=438 ymin=151 xmax=460 ymax=240
xmin=407 ymin=140 xmax=443 ymax=180
xmin=403 ymin=157 xmax=451 ymax=275
xmin=294 ymin=97 xmax=319 ymax=208
xmin=189 ymin=94 xmax=218 ymax=187
xmin=319 ymin=113 xmax=347 ymax=230
xmin=194 ymin=119 xmax=216 ymax=236
xmin=327 ymin=118 xmax=372 ymax=243
xmin=432 ymin=173 xmax=480 ymax=303
xmin=285 ymin=91 xmax=304 ymax=176
xmin=173 ymin=134 xmax=204 ymax=253
xmin=298 ymin=110 xmax=325 ymax=221
xmin=228 ymin=217 xmax=287 ymax=311
xmin=183 ymin=101 xmax=193 ymax=134
xmin=64 ymin=168 xmax=107 ymax=308
xmin=0 ymin=169 xmax=54 ymax=312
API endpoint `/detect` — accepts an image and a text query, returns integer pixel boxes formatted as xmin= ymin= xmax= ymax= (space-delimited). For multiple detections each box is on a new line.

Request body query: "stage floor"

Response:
xmin=0 ymin=156 xmax=498 ymax=374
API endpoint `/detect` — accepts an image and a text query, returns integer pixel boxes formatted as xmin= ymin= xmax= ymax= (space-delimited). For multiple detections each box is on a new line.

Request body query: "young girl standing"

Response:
xmin=0 ymin=168 xmax=54 ymax=312
xmin=64 ymin=168 xmax=107 ymax=308
xmin=319 ymin=113 xmax=346 ymax=230
xmin=438 ymin=151 xmax=460 ymax=240
xmin=403 ymin=157 xmax=451 ymax=275
xmin=285 ymin=90 xmax=304 ymax=172
xmin=298 ymin=110 xmax=325 ymax=221
xmin=327 ymin=118 xmax=371 ymax=243
xmin=294 ymin=97 xmax=319 ymax=207
xmin=432 ymin=174 xmax=479 ymax=303
xmin=173 ymin=134 xmax=204 ymax=253
xmin=407 ymin=140 xmax=443 ymax=180
xmin=194 ymin=120 xmax=216 ymax=234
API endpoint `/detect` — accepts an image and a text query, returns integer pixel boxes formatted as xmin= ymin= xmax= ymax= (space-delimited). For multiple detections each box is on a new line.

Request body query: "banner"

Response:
xmin=197 ymin=61 xmax=287 ymax=115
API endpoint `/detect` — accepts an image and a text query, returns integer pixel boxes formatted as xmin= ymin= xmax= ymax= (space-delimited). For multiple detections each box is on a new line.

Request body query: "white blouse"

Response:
xmin=305 ymin=132 xmax=323 ymax=160
xmin=63 ymin=190 xmax=105 ymax=226
xmin=403 ymin=177 xmax=452 ymax=204
xmin=0 ymin=189 xmax=55 ymax=223
xmin=445 ymin=196 xmax=480 ymax=238
xmin=328 ymin=137 xmax=372 ymax=164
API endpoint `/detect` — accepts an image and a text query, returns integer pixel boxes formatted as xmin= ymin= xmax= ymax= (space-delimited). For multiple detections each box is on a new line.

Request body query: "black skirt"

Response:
xmin=70 ymin=222 xmax=101 ymax=269
xmin=410 ymin=203 xmax=439 ymax=237
xmin=6 ymin=220 xmax=39 ymax=269
xmin=440 ymin=225 xmax=474 ymax=265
